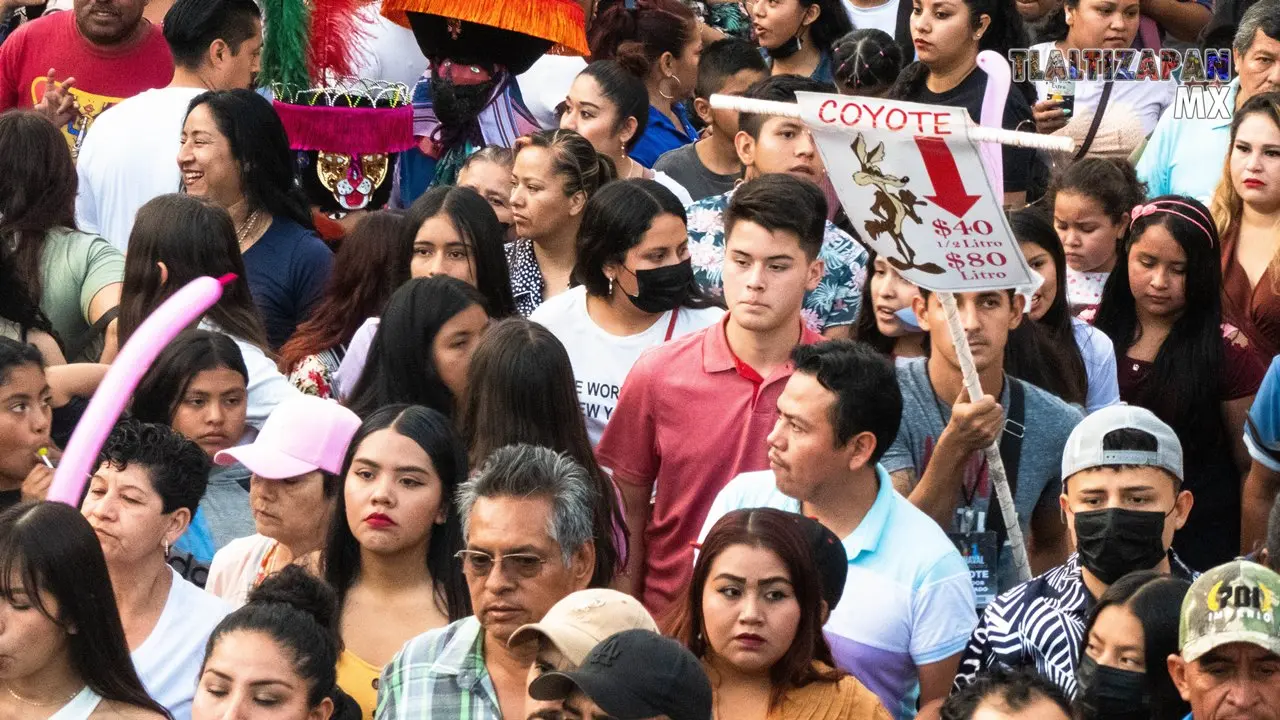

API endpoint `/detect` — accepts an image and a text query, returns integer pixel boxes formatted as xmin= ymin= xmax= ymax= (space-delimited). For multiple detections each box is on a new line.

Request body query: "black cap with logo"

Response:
xmin=528 ymin=629 xmax=712 ymax=720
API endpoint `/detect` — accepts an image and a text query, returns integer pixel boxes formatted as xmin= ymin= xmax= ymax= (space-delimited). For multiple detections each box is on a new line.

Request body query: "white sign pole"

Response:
xmin=712 ymin=93 xmax=1073 ymax=584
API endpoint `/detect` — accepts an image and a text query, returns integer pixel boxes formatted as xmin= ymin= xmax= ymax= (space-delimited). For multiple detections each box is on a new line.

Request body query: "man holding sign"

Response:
xmin=884 ymin=287 xmax=1080 ymax=595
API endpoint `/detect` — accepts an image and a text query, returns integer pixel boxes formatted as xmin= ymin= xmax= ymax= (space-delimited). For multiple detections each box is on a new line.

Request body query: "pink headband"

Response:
xmin=1130 ymin=200 xmax=1216 ymax=248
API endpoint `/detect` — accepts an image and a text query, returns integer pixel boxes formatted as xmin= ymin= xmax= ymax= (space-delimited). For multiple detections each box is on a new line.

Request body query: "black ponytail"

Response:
xmin=202 ymin=566 xmax=353 ymax=714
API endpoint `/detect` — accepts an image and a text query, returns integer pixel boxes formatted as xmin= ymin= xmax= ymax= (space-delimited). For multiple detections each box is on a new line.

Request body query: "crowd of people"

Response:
xmin=1 ymin=0 xmax=1279 ymax=718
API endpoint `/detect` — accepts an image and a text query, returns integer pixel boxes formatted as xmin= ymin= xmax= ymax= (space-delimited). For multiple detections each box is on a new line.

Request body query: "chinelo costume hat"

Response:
xmin=257 ymin=0 xmax=415 ymax=236
xmin=380 ymin=0 xmax=589 ymax=64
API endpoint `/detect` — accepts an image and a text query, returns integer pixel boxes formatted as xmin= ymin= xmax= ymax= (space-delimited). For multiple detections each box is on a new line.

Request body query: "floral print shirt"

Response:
xmin=685 ymin=1 xmax=754 ymax=41
xmin=686 ymin=190 xmax=868 ymax=333
xmin=286 ymin=347 xmax=344 ymax=399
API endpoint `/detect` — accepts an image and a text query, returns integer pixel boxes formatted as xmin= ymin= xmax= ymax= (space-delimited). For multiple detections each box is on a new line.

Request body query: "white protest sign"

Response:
xmin=795 ymin=91 xmax=1034 ymax=293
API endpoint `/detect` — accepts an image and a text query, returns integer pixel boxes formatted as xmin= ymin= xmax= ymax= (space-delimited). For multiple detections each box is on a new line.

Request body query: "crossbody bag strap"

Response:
xmin=989 ymin=378 xmax=1025 ymax=551
xmin=1074 ymin=81 xmax=1114 ymax=161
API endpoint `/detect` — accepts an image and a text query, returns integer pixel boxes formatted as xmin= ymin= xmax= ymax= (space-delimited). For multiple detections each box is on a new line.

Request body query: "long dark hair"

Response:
xmin=0 ymin=239 xmax=57 ymax=342
xmin=460 ymin=318 xmax=624 ymax=587
xmin=667 ymin=508 xmax=843 ymax=708
xmin=572 ymin=179 xmax=719 ymax=310
xmin=1003 ymin=321 xmax=1087 ymax=406
xmin=133 ymin=329 xmax=248 ymax=425
xmin=185 ymin=89 xmax=314 ymax=230
xmin=1008 ymin=208 xmax=1088 ymax=405
xmin=0 ymin=502 xmax=171 ymax=718
xmin=118 ymin=194 xmax=270 ymax=351
xmin=346 ymin=276 xmax=487 ymax=420
xmin=790 ymin=0 xmax=856 ymax=54
xmin=323 ymin=405 xmax=470 ymax=620
xmin=0 ymin=111 xmax=78 ymax=302
xmin=278 ymin=211 xmax=411 ymax=374
xmin=1094 ymin=195 xmax=1226 ymax=458
xmin=205 ymin=566 xmax=361 ymax=719
xmin=403 ymin=186 xmax=516 ymax=319
xmin=890 ymin=0 xmax=1030 ymax=102
xmin=1079 ymin=571 xmax=1191 ymax=720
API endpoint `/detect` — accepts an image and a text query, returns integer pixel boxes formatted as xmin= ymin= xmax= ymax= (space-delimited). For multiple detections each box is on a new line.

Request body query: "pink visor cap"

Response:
xmin=214 ymin=396 xmax=362 ymax=479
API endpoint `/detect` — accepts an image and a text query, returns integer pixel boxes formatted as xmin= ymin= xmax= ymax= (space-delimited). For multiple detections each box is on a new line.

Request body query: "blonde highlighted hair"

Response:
xmin=1210 ymin=92 xmax=1280 ymax=290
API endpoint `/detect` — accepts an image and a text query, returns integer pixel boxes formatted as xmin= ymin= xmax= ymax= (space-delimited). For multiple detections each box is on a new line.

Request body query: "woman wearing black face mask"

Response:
xmin=530 ymin=179 xmax=725 ymax=446
xmin=1076 ymin=570 xmax=1191 ymax=720
xmin=752 ymin=0 xmax=853 ymax=85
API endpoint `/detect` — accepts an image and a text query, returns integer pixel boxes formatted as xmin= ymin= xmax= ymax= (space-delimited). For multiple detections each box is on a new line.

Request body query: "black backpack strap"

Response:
xmin=989 ymin=378 xmax=1025 ymax=550
xmin=64 ymin=306 xmax=118 ymax=362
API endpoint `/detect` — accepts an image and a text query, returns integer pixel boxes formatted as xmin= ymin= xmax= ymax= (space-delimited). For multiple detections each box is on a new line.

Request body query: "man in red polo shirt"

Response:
xmin=597 ymin=173 xmax=829 ymax=614
xmin=0 ymin=0 xmax=173 ymax=157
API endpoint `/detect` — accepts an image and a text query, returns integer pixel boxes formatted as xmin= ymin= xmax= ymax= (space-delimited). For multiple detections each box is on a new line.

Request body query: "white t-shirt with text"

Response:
xmin=530 ymin=285 xmax=724 ymax=445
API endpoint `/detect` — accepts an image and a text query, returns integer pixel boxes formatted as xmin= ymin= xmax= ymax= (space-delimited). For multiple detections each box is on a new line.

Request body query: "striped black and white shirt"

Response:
xmin=951 ymin=552 xmax=1197 ymax=699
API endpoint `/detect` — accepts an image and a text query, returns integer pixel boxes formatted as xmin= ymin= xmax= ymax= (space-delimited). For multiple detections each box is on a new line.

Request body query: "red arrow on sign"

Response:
xmin=914 ymin=136 xmax=981 ymax=219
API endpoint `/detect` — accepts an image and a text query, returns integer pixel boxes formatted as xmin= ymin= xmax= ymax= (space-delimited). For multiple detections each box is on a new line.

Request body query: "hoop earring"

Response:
xmin=658 ymin=73 xmax=681 ymax=100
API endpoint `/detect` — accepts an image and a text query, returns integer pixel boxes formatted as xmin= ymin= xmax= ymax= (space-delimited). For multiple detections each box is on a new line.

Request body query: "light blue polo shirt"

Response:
xmin=1245 ymin=355 xmax=1280 ymax=472
xmin=1135 ymin=78 xmax=1239 ymax=205
xmin=698 ymin=465 xmax=978 ymax=720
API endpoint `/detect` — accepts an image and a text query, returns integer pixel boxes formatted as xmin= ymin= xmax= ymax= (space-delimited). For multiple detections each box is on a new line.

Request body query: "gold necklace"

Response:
xmin=6 ymin=684 xmax=84 ymax=707
xmin=236 ymin=209 xmax=262 ymax=248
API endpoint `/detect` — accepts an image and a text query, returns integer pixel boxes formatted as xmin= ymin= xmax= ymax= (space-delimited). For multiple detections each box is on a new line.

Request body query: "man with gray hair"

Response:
xmin=374 ymin=444 xmax=599 ymax=720
xmin=1137 ymin=0 xmax=1280 ymax=203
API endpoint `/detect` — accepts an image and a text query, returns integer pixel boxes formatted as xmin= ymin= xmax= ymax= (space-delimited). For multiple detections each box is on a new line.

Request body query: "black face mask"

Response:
xmin=1073 ymin=508 xmax=1168 ymax=584
xmin=1075 ymin=655 xmax=1150 ymax=720
xmin=623 ymin=259 xmax=693 ymax=314
xmin=767 ymin=33 xmax=804 ymax=59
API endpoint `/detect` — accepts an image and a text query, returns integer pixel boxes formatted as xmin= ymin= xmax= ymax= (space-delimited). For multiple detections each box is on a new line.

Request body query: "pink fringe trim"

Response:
xmin=273 ymin=102 xmax=416 ymax=155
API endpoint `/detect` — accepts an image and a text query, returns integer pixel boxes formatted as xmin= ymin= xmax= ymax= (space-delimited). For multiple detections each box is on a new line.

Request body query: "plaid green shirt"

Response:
xmin=374 ymin=616 xmax=503 ymax=720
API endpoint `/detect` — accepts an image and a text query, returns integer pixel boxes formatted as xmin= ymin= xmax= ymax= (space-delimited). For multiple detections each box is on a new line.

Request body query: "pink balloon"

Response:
xmin=46 ymin=275 xmax=233 ymax=506
xmin=977 ymin=50 xmax=1011 ymax=206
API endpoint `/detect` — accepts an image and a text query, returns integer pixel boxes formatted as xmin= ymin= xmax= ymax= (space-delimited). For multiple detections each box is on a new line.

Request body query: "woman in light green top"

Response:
xmin=0 ymin=112 xmax=123 ymax=362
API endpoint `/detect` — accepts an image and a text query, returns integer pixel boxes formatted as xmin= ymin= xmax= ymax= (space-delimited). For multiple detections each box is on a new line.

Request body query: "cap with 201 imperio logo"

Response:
xmin=1181 ymin=559 xmax=1280 ymax=662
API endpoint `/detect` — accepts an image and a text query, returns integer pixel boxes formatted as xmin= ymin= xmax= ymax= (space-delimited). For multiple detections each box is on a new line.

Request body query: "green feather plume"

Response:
xmin=260 ymin=0 xmax=313 ymax=97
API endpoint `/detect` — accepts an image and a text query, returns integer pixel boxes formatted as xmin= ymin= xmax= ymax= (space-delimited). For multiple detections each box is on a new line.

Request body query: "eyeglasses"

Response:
xmin=455 ymin=549 xmax=548 ymax=580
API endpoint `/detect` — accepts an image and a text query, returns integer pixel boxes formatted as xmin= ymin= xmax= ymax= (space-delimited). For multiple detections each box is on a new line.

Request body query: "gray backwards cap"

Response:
xmin=1061 ymin=404 xmax=1183 ymax=482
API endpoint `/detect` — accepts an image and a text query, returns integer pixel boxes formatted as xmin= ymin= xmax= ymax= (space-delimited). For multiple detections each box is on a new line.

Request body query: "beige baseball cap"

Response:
xmin=509 ymin=589 xmax=657 ymax=664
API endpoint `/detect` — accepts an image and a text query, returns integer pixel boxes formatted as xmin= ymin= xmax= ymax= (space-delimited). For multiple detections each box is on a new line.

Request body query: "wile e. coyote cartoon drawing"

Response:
xmin=851 ymin=133 xmax=945 ymax=275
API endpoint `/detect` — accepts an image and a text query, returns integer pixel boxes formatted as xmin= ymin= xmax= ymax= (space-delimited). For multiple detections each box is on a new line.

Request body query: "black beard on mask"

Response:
xmin=430 ymin=73 xmax=498 ymax=130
